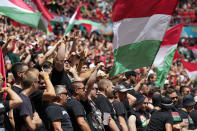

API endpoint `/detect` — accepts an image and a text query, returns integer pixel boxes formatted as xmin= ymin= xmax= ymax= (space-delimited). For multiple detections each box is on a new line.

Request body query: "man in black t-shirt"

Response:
xmin=50 ymin=41 xmax=71 ymax=94
xmin=113 ymin=84 xmax=131 ymax=131
xmin=64 ymin=81 xmax=92 ymax=131
xmin=14 ymin=69 xmax=44 ymax=131
xmin=128 ymin=92 xmax=150 ymax=131
xmin=46 ymin=85 xmax=73 ymax=131
xmin=93 ymin=79 xmax=120 ymax=131
xmin=147 ymin=97 xmax=174 ymax=131
xmin=0 ymin=76 xmax=22 ymax=130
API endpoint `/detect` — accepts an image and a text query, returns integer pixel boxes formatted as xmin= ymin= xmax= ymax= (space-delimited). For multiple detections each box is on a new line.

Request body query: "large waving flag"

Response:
xmin=0 ymin=0 xmax=41 ymax=28
xmin=30 ymin=0 xmax=54 ymax=34
xmin=65 ymin=1 xmax=82 ymax=34
xmin=109 ymin=0 xmax=179 ymax=76
xmin=181 ymin=58 xmax=197 ymax=81
xmin=154 ymin=23 xmax=183 ymax=87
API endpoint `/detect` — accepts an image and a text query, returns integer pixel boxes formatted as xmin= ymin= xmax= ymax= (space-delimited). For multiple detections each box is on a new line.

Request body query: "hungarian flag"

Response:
xmin=65 ymin=1 xmax=82 ymax=34
xmin=109 ymin=0 xmax=179 ymax=76
xmin=0 ymin=47 xmax=6 ymax=88
xmin=153 ymin=23 xmax=183 ymax=87
xmin=0 ymin=0 xmax=41 ymax=28
xmin=30 ymin=0 xmax=53 ymax=34
xmin=186 ymin=44 xmax=197 ymax=55
xmin=181 ymin=58 xmax=197 ymax=81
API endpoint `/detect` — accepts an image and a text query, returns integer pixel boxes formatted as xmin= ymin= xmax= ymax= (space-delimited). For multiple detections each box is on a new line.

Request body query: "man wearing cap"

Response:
xmin=190 ymin=96 xmax=197 ymax=130
xmin=147 ymin=97 xmax=174 ymax=131
xmin=112 ymin=84 xmax=131 ymax=131
xmin=128 ymin=92 xmax=150 ymax=131
xmin=178 ymin=95 xmax=197 ymax=130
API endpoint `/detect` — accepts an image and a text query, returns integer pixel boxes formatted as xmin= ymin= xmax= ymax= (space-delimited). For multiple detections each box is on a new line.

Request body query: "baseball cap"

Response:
xmin=160 ymin=97 xmax=174 ymax=109
xmin=183 ymin=95 xmax=196 ymax=107
xmin=113 ymin=84 xmax=132 ymax=93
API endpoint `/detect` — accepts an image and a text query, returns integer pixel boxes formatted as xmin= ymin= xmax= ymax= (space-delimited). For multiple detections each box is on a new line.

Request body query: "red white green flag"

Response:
xmin=109 ymin=0 xmax=179 ymax=76
xmin=0 ymin=0 xmax=41 ymax=28
xmin=65 ymin=1 xmax=82 ymax=34
xmin=154 ymin=23 xmax=183 ymax=87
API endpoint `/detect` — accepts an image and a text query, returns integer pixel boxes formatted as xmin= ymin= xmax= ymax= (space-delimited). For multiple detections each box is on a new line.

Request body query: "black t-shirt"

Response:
xmin=6 ymin=85 xmax=22 ymax=100
xmin=129 ymin=109 xmax=149 ymax=131
xmin=87 ymin=100 xmax=104 ymax=131
xmin=179 ymin=109 xmax=196 ymax=130
xmin=112 ymin=100 xmax=128 ymax=123
xmin=46 ymin=103 xmax=73 ymax=131
xmin=14 ymin=93 xmax=33 ymax=131
xmin=29 ymin=89 xmax=49 ymax=129
xmin=93 ymin=94 xmax=120 ymax=130
xmin=51 ymin=68 xmax=71 ymax=94
xmin=64 ymin=97 xmax=89 ymax=131
xmin=147 ymin=110 xmax=173 ymax=131
xmin=0 ymin=101 xmax=10 ymax=128
xmin=190 ymin=110 xmax=197 ymax=129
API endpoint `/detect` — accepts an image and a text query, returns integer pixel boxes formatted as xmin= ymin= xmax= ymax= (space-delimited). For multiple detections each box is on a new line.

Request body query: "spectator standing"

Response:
xmin=46 ymin=85 xmax=73 ymax=131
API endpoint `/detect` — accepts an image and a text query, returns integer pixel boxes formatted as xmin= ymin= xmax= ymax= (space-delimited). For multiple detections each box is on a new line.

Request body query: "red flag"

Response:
xmin=0 ymin=47 xmax=6 ymax=87
xmin=181 ymin=57 xmax=197 ymax=80
xmin=173 ymin=50 xmax=179 ymax=61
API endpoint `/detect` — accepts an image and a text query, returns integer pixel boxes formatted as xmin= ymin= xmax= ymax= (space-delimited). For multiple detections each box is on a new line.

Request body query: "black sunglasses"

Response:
xmin=171 ymin=96 xmax=178 ymax=100
xmin=61 ymin=92 xmax=68 ymax=96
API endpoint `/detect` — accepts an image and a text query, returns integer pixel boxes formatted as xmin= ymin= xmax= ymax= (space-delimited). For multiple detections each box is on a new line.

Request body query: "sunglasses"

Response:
xmin=171 ymin=96 xmax=178 ymax=100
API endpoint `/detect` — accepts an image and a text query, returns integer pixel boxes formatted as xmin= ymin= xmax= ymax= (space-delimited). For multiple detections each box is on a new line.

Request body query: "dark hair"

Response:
xmin=11 ymin=62 xmax=26 ymax=80
xmin=180 ymin=86 xmax=188 ymax=94
xmin=125 ymin=71 xmax=137 ymax=79
xmin=165 ymin=88 xmax=176 ymax=97
xmin=148 ymin=74 xmax=154 ymax=81
xmin=70 ymin=81 xmax=84 ymax=95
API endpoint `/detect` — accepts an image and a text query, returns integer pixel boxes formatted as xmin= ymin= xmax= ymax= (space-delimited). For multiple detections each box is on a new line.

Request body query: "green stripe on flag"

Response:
xmin=65 ymin=24 xmax=74 ymax=34
xmin=0 ymin=6 xmax=41 ymax=28
xmin=75 ymin=19 xmax=101 ymax=27
xmin=155 ymin=48 xmax=176 ymax=88
xmin=110 ymin=40 xmax=161 ymax=76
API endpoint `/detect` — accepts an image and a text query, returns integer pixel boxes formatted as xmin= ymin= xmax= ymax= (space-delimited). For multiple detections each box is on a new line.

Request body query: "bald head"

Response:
xmin=98 ymin=79 xmax=112 ymax=92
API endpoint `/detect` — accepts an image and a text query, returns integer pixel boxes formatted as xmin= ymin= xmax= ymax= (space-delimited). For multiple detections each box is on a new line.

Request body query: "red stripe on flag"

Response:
xmin=0 ymin=47 xmax=6 ymax=87
xmin=161 ymin=23 xmax=184 ymax=47
xmin=8 ymin=0 xmax=35 ymax=12
xmin=173 ymin=50 xmax=179 ymax=61
xmin=112 ymin=0 xmax=179 ymax=22
xmin=32 ymin=0 xmax=53 ymax=21
xmin=181 ymin=57 xmax=197 ymax=72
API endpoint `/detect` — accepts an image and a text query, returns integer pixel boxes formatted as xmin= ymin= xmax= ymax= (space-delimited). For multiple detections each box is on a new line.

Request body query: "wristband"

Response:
xmin=4 ymin=87 xmax=11 ymax=92
xmin=44 ymin=77 xmax=50 ymax=81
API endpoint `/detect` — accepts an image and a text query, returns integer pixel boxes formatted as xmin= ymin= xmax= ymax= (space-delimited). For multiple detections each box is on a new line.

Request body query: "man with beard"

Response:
xmin=93 ymin=79 xmax=120 ymax=131
xmin=165 ymin=88 xmax=189 ymax=130
xmin=128 ymin=92 xmax=150 ymax=131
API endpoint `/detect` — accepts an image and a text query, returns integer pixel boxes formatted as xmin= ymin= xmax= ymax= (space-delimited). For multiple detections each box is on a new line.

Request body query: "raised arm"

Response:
xmin=1 ymin=87 xmax=22 ymax=109
xmin=39 ymin=71 xmax=56 ymax=101
xmin=55 ymin=40 xmax=66 ymax=72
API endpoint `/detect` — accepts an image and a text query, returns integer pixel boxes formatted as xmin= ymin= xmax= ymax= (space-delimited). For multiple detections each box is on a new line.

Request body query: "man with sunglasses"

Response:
xmin=45 ymin=85 xmax=73 ymax=131
xmin=165 ymin=88 xmax=191 ymax=130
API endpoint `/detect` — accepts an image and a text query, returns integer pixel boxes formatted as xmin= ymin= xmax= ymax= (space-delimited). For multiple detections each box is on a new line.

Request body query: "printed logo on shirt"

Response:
xmin=139 ymin=115 xmax=147 ymax=127
xmin=188 ymin=115 xmax=194 ymax=124
xmin=0 ymin=103 xmax=4 ymax=108
xmin=62 ymin=110 xmax=68 ymax=115
xmin=171 ymin=112 xmax=181 ymax=121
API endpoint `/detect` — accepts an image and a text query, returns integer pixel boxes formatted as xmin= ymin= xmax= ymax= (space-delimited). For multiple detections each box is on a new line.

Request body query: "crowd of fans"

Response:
xmin=0 ymin=0 xmax=197 ymax=131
